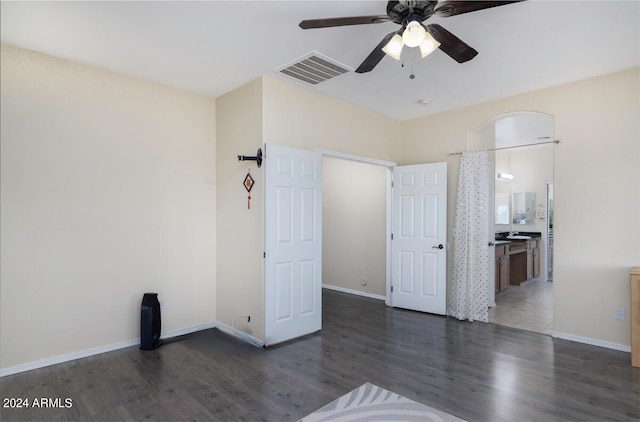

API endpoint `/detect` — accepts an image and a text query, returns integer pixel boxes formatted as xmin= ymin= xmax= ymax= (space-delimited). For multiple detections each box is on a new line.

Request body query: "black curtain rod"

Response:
xmin=447 ymin=140 xmax=560 ymax=156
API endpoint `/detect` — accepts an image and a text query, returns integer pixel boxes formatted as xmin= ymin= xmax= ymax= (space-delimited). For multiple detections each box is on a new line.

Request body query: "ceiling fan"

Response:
xmin=299 ymin=1 xmax=522 ymax=73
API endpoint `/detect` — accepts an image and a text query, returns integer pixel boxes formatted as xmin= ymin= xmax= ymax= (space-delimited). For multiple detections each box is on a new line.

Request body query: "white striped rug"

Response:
xmin=300 ymin=383 xmax=465 ymax=422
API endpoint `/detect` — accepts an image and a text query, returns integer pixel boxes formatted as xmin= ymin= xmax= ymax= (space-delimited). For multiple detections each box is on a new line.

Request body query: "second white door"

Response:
xmin=391 ymin=163 xmax=447 ymax=314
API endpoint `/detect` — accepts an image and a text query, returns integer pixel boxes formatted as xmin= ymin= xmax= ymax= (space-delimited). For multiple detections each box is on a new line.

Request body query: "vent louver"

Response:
xmin=276 ymin=52 xmax=351 ymax=85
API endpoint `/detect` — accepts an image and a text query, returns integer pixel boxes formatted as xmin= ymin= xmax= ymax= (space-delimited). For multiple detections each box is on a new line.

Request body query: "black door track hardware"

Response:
xmin=238 ymin=148 xmax=262 ymax=168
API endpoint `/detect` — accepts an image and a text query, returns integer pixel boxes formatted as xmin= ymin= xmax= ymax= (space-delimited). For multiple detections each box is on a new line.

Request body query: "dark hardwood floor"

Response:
xmin=1 ymin=289 xmax=638 ymax=421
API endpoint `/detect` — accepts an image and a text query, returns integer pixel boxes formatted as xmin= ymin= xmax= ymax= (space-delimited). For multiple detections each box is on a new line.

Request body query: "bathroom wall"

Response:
xmin=494 ymin=150 xmax=512 ymax=232
xmin=508 ymin=145 xmax=554 ymax=274
xmin=509 ymin=145 xmax=554 ymax=234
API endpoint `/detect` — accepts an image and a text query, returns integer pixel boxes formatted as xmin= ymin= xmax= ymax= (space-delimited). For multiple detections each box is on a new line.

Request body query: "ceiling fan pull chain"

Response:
xmin=410 ymin=47 xmax=416 ymax=79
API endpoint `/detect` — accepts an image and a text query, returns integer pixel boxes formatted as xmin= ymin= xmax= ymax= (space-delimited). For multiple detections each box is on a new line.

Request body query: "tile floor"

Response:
xmin=488 ymin=278 xmax=553 ymax=334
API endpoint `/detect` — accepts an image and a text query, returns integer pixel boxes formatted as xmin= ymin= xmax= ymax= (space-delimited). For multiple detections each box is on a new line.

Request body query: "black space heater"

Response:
xmin=140 ymin=292 xmax=162 ymax=350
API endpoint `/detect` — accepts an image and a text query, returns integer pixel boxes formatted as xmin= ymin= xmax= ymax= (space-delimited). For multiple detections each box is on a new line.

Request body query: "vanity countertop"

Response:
xmin=495 ymin=240 xmax=511 ymax=245
xmin=495 ymin=231 xmax=542 ymax=241
xmin=518 ymin=232 xmax=542 ymax=238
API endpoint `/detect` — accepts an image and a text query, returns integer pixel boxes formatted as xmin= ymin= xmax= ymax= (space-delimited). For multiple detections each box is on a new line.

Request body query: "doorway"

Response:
xmin=321 ymin=155 xmax=389 ymax=300
xmin=321 ymin=153 xmax=449 ymax=315
xmin=264 ymin=145 xmax=391 ymax=346
xmin=469 ymin=112 xmax=555 ymax=334
xmin=265 ymin=145 xmax=449 ymax=345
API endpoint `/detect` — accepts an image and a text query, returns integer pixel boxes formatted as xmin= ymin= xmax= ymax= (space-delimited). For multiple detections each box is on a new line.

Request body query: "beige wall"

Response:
xmin=215 ymin=76 xmax=400 ymax=341
xmin=322 ymin=157 xmax=387 ymax=297
xmin=262 ymin=78 xmax=402 ymax=161
xmin=401 ymin=68 xmax=640 ymax=347
xmin=215 ymin=78 xmax=264 ymax=339
xmin=0 ymin=45 xmax=217 ymax=371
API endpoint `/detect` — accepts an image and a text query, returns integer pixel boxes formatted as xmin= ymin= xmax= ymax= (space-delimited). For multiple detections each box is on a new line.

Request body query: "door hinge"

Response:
xmin=391 ymin=233 xmax=394 ymax=240
xmin=391 ymin=285 xmax=394 ymax=293
xmin=263 ymin=252 xmax=266 ymax=258
xmin=391 ymin=181 xmax=395 ymax=188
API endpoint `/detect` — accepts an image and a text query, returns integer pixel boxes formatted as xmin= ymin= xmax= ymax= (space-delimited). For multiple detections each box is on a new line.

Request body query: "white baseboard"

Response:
xmin=216 ymin=322 xmax=264 ymax=348
xmin=552 ymin=331 xmax=631 ymax=353
xmin=0 ymin=321 xmax=217 ymax=378
xmin=162 ymin=321 xmax=217 ymax=340
xmin=5 ymin=320 xmax=630 ymax=377
xmin=322 ymin=284 xmax=386 ymax=301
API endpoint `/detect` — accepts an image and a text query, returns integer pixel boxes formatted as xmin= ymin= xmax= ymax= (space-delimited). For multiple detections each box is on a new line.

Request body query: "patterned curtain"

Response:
xmin=448 ymin=151 xmax=490 ymax=322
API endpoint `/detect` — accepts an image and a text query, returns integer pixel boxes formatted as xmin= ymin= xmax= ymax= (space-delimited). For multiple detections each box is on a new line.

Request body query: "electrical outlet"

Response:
xmin=615 ymin=308 xmax=625 ymax=321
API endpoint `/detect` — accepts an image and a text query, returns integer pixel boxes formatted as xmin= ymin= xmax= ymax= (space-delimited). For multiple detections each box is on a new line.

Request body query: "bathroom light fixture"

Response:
xmin=382 ymin=21 xmax=441 ymax=61
xmin=497 ymin=172 xmax=514 ymax=181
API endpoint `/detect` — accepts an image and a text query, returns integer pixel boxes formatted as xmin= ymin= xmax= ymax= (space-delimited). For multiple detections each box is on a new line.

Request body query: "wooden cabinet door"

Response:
xmin=526 ymin=249 xmax=533 ymax=280
xmin=499 ymin=256 xmax=510 ymax=291
xmin=533 ymin=247 xmax=540 ymax=278
xmin=495 ymin=257 xmax=500 ymax=293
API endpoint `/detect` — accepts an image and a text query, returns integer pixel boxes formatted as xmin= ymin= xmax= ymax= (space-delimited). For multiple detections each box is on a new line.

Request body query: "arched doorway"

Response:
xmin=468 ymin=112 xmax=555 ymax=334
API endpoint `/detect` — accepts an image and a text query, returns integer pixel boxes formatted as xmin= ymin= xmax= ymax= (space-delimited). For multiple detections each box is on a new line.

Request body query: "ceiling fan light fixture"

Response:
xmin=419 ymin=32 xmax=441 ymax=58
xmin=402 ymin=21 xmax=426 ymax=48
xmin=382 ymin=33 xmax=404 ymax=60
xmin=300 ymin=0 xmax=524 ymax=74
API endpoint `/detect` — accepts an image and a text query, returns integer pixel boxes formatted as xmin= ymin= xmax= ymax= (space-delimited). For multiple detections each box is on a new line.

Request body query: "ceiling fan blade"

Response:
xmin=355 ymin=31 xmax=397 ymax=74
xmin=435 ymin=1 xmax=523 ymax=17
xmin=427 ymin=24 xmax=478 ymax=63
xmin=299 ymin=15 xmax=389 ymax=29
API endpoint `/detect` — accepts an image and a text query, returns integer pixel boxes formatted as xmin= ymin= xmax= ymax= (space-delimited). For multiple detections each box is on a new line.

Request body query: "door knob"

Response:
xmin=432 ymin=244 xmax=444 ymax=249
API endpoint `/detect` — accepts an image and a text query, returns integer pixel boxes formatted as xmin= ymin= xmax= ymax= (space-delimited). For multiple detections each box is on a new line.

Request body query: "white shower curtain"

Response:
xmin=448 ymin=151 xmax=490 ymax=322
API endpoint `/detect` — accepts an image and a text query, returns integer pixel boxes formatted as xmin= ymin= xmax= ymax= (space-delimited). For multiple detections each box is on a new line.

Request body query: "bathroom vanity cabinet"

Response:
xmin=494 ymin=232 xmax=542 ymax=290
xmin=508 ymin=237 xmax=541 ymax=286
xmin=495 ymin=234 xmax=540 ymax=286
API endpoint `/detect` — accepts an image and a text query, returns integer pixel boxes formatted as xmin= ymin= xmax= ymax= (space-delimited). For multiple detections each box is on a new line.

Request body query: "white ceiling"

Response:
xmin=1 ymin=1 xmax=639 ymax=122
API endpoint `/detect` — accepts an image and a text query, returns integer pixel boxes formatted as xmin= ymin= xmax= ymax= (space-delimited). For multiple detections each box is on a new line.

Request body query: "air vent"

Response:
xmin=276 ymin=52 xmax=351 ymax=85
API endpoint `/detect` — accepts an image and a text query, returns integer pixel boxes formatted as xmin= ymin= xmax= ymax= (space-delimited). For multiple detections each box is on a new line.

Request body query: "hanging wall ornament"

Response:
xmin=243 ymin=168 xmax=254 ymax=209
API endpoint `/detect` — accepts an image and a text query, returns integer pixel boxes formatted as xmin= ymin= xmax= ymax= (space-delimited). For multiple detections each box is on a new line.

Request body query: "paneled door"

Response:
xmin=264 ymin=144 xmax=322 ymax=346
xmin=391 ymin=163 xmax=447 ymax=314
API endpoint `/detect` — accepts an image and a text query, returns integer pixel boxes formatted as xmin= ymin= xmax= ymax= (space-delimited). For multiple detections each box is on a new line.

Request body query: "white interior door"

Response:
xmin=264 ymin=144 xmax=322 ymax=346
xmin=391 ymin=163 xmax=447 ymax=314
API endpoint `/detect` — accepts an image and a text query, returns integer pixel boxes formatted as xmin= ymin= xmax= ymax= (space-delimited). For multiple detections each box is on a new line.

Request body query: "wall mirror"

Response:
xmin=512 ymin=192 xmax=535 ymax=224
